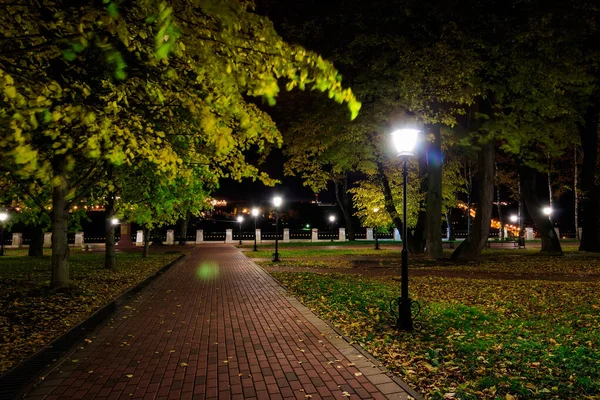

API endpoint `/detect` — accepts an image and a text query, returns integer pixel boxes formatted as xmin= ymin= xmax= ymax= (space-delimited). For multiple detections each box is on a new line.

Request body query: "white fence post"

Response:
xmin=338 ymin=227 xmax=345 ymax=241
xmin=44 ymin=232 xmax=52 ymax=248
xmin=225 ymin=229 xmax=233 ymax=243
xmin=366 ymin=228 xmax=373 ymax=240
xmin=12 ymin=232 xmax=23 ymax=248
xmin=136 ymin=230 xmax=144 ymax=246
xmin=75 ymin=231 xmax=84 ymax=246
xmin=394 ymin=228 xmax=401 ymax=241
xmin=196 ymin=229 xmax=203 ymax=244
xmin=283 ymin=228 xmax=290 ymax=243
xmin=255 ymin=228 xmax=261 ymax=243
xmin=311 ymin=228 xmax=318 ymax=242
xmin=166 ymin=230 xmax=174 ymax=245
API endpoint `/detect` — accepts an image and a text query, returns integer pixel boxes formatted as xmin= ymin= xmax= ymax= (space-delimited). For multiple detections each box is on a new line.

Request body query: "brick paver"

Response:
xmin=25 ymin=245 xmax=413 ymax=399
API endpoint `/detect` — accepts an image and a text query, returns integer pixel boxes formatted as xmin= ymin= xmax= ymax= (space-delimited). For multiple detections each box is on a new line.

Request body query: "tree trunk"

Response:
xmin=520 ymin=166 xmax=563 ymax=254
xmin=466 ymin=161 xmax=473 ymax=237
xmin=28 ymin=225 xmax=44 ymax=257
xmin=495 ymin=164 xmax=504 ymax=240
xmin=375 ymin=160 xmax=405 ymax=238
xmin=104 ymin=191 xmax=116 ymax=269
xmin=425 ymin=124 xmax=443 ymax=258
xmin=51 ymin=156 xmax=70 ymax=290
xmin=143 ymin=226 xmax=150 ymax=257
xmin=334 ymin=175 xmax=355 ymax=241
xmin=179 ymin=212 xmax=190 ymax=245
xmin=451 ymin=141 xmax=495 ymax=261
xmin=518 ymin=177 xmax=525 ymax=240
xmin=574 ymin=146 xmax=580 ymax=240
xmin=579 ymin=104 xmax=600 ymax=251
xmin=547 ymin=154 xmax=553 ymax=210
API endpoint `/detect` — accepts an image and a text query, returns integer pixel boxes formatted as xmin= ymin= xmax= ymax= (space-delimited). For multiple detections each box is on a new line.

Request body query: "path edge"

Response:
xmin=249 ymin=256 xmax=424 ymax=400
xmin=0 ymin=253 xmax=186 ymax=400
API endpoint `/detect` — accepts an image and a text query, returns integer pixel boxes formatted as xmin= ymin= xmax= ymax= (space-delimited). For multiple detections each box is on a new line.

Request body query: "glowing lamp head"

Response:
xmin=329 ymin=215 xmax=336 ymax=222
xmin=110 ymin=218 xmax=119 ymax=225
xmin=251 ymin=208 xmax=259 ymax=217
xmin=273 ymin=196 xmax=282 ymax=208
xmin=391 ymin=128 xmax=420 ymax=157
xmin=509 ymin=215 xmax=518 ymax=223
xmin=542 ymin=207 xmax=553 ymax=216
xmin=0 ymin=212 xmax=8 ymax=222
xmin=373 ymin=207 xmax=380 ymax=213
xmin=237 ymin=215 xmax=244 ymax=223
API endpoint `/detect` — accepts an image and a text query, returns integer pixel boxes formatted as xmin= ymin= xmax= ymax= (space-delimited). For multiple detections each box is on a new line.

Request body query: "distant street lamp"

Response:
xmin=0 ymin=211 xmax=8 ymax=256
xmin=273 ymin=196 xmax=282 ymax=262
xmin=251 ymin=208 xmax=259 ymax=251
xmin=237 ymin=215 xmax=244 ymax=246
xmin=391 ymin=127 xmax=420 ymax=331
xmin=542 ymin=206 xmax=553 ymax=216
xmin=373 ymin=208 xmax=380 ymax=250
xmin=329 ymin=215 xmax=336 ymax=242
xmin=509 ymin=214 xmax=518 ymax=223
xmin=110 ymin=218 xmax=120 ymax=225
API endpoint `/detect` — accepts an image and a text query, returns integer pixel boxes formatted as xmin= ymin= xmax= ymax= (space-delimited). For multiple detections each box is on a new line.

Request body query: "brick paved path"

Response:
xmin=25 ymin=245 xmax=413 ymax=400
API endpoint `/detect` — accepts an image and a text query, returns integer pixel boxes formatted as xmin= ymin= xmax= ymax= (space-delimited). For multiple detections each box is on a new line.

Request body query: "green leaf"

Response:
xmin=63 ymin=50 xmax=76 ymax=61
xmin=107 ymin=3 xmax=118 ymax=17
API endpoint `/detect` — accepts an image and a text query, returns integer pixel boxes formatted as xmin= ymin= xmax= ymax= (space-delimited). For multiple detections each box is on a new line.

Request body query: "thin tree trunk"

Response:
xmin=28 ymin=225 xmax=44 ymax=257
xmin=451 ymin=141 xmax=495 ymax=261
xmin=51 ymin=156 xmax=70 ymax=290
xmin=495 ymin=164 xmax=504 ymax=240
xmin=547 ymin=154 xmax=553 ymax=210
xmin=375 ymin=160 xmax=405 ymax=237
xmin=465 ymin=162 xmax=473 ymax=237
xmin=425 ymin=124 xmax=443 ymax=258
xmin=520 ymin=166 xmax=563 ymax=254
xmin=579 ymin=104 xmax=600 ymax=251
xmin=574 ymin=146 xmax=579 ymax=240
xmin=179 ymin=212 xmax=190 ymax=245
xmin=518 ymin=177 xmax=524 ymax=238
xmin=334 ymin=175 xmax=355 ymax=241
xmin=143 ymin=227 xmax=150 ymax=257
xmin=104 ymin=191 xmax=116 ymax=269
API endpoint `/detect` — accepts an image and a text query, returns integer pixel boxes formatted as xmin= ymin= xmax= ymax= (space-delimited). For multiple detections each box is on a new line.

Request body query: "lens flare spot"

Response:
xmin=196 ymin=262 xmax=219 ymax=280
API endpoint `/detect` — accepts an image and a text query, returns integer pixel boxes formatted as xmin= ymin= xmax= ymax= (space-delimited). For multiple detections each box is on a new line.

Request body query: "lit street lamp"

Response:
xmin=542 ymin=206 xmax=553 ymax=216
xmin=329 ymin=215 xmax=336 ymax=242
xmin=509 ymin=215 xmax=518 ymax=223
xmin=273 ymin=196 xmax=282 ymax=262
xmin=110 ymin=218 xmax=120 ymax=225
xmin=391 ymin=127 xmax=419 ymax=331
xmin=373 ymin=208 xmax=380 ymax=250
xmin=237 ymin=215 xmax=244 ymax=246
xmin=0 ymin=211 xmax=8 ymax=256
xmin=251 ymin=208 xmax=259 ymax=251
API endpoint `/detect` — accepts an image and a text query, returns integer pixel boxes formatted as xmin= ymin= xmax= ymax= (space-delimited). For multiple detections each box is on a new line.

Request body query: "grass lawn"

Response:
xmin=0 ymin=250 xmax=182 ymax=374
xmin=269 ymin=251 xmax=600 ymax=399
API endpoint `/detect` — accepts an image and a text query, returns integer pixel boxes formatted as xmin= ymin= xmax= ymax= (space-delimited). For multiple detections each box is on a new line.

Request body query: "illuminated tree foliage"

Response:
xmin=0 ymin=0 xmax=359 ymax=289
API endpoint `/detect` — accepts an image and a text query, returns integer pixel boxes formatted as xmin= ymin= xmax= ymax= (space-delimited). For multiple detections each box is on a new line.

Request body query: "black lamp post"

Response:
xmin=329 ymin=215 xmax=336 ymax=242
xmin=0 ymin=211 xmax=7 ymax=256
xmin=273 ymin=196 xmax=282 ymax=262
xmin=237 ymin=215 xmax=244 ymax=246
xmin=252 ymin=208 xmax=259 ymax=251
xmin=391 ymin=127 xmax=419 ymax=331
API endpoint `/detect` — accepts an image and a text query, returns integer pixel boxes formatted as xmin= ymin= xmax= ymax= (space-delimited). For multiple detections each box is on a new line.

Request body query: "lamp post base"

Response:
xmin=390 ymin=296 xmax=420 ymax=331
xmin=273 ymin=253 xmax=280 ymax=262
